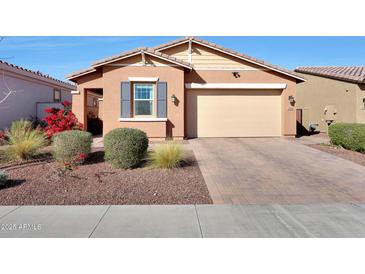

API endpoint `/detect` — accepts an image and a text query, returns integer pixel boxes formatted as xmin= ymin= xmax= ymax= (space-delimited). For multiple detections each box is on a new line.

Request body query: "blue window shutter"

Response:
xmin=157 ymin=82 xmax=167 ymax=118
xmin=121 ymin=82 xmax=131 ymax=118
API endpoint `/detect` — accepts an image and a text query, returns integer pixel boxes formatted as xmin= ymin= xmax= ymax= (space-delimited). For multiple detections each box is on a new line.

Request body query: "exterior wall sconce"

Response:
xmin=171 ymin=94 xmax=177 ymax=103
xmin=232 ymin=71 xmax=240 ymax=78
xmin=288 ymin=95 xmax=295 ymax=104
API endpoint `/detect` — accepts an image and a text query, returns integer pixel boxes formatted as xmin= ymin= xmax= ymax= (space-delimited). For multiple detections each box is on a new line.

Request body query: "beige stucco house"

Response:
xmin=295 ymin=66 xmax=365 ymax=133
xmin=67 ymin=37 xmax=305 ymax=140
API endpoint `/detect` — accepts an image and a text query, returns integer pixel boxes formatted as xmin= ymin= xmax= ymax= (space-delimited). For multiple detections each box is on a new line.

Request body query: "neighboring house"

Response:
xmin=0 ymin=61 xmax=75 ymax=129
xmin=295 ymin=66 xmax=365 ymax=133
xmin=67 ymin=37 xmax=305 ymax=140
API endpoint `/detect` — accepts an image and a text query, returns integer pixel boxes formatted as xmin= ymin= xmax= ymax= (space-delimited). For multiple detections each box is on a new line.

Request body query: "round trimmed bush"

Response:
xmin=104 ymin=128 xmax=148 ymax=169
xmin=328 ymin=123 xmax=365 ymax=153
xmin=53 ymin=130 xmax=92 ymax=165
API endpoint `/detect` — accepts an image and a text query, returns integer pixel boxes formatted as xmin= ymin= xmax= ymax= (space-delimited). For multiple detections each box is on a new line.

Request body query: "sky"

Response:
xmin=0 ymin=36 xmax=364 ymax=81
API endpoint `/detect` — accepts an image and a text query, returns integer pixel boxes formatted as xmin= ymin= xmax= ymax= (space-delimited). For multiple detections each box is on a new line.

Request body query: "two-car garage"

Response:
xmin=186 ymin=84 xmax=284 ymax=138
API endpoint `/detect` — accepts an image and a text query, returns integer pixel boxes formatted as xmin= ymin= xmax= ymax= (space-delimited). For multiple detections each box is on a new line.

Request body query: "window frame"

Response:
xmin=132 ymin=82 xmax=155 ymax=117
xmin=54 ymin=89 xmax=61 ymax=103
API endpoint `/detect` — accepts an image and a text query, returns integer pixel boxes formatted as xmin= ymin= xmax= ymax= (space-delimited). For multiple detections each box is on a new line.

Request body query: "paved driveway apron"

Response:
xmin=190 ymin=138 xmax=365 ymax=204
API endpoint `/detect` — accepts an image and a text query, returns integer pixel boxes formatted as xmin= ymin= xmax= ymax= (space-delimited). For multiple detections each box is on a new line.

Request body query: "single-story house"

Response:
xmin=67 ymin=37 xmax=305 ymax=140
xmin=0 ymin=60 xmax=75 ymax=130
xmin=295 ymin=66 xmax=365 ymax=133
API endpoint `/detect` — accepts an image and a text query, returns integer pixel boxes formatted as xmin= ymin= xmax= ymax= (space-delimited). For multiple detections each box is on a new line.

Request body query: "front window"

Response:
xmin=134 ymin=83 xmax=154 ymax=116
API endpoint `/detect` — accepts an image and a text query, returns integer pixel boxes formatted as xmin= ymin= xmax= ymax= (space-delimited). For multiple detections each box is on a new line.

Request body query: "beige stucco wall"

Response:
xmin=296 ymin=73 xmax=365 ymax=132
xmin=355 ymin=84 xmax=365 ymax=124
xmin=101 ymin=55 xmax=185 ymax=138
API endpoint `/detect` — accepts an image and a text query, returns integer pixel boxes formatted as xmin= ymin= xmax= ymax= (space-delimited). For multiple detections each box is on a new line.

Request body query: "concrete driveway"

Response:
xmin=190 ymin=138 xmax=365 ymax=204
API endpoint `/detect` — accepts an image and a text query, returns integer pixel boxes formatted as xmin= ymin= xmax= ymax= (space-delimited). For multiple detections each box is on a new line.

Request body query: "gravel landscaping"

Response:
xmin=0 ymin=148 xmax=212 ymax=205
xmin=308 ymin=144 xmax=365 ymax=167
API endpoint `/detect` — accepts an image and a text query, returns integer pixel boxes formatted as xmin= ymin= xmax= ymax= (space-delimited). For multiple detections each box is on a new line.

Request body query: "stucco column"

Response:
xmin=71 ymin=88 xmax=88 ymax=131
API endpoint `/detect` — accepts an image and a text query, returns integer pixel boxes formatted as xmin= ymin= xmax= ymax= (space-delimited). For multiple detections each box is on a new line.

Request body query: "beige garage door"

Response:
xmin=186 ymin=89 xmax=282 ymax=137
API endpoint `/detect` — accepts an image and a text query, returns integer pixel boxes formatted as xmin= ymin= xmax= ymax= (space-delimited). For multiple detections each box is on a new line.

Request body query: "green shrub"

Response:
xmin=0 ymin=169 xmax=8 ymax=186
xmin=53 ymin=130 xmax=92 ymax=168
xmin=5 ymin=120 xmax=47 ymax=160
xmin=104 ymin=128 xmax=148 ymax=169
xmin=149 ymin=142 xmax=184 ymax=169
xmin=328 ymin=123 xmax=365 ymax=153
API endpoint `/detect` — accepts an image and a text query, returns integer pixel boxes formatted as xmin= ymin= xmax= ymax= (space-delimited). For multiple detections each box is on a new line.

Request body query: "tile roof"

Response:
xmin=0 ymin=60 xmax=76 ymax=89
xmin=153 ymin=36 xmax=305 ymax=82
xmin=295 ymin=66 xmax=365 ymax=84
xmin=66 ymin=36 xmax=305 ymax=82
xmin=67 ymin=47 xmax=192 ymax=80
xmin=92 ymin=47 xmax=192 ymax=68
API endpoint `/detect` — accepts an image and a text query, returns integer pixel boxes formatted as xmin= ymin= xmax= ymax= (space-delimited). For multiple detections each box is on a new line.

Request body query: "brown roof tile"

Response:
xmin=295 ymin=66 xmax=365 ymax=83
xmin=0 ymin=60 xmax=75 ymax=89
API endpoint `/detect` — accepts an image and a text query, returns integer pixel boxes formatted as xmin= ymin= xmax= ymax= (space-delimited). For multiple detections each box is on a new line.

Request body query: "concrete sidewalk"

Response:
xmin=1 ymin=204 xmax=365 ymax=237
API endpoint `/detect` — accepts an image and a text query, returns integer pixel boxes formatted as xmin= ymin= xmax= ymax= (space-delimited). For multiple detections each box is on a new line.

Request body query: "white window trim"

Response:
xmin=128 ymin=77 xmax=159 ymax=82
xmin=71 ymin=90 xmax=80 ymax=94
xmin=133 ymin=83 xmax=155 ymax=117
xmin=185 ymin=83 xmax=287 ymax=89
xmin=118 ymin=118 xmax=167 ymax=122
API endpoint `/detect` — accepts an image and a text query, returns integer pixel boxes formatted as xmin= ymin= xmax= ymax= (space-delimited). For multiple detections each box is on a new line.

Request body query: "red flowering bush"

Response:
xmin=43 ymin=100 xmax=83 ymax=138
xmin=0 ymin=130 xmax=7 ymax=146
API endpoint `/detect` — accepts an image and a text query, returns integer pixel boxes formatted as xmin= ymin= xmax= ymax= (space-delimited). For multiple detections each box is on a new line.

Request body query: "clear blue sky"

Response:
xmin=1 ymin=36 xmax=364 ymax=81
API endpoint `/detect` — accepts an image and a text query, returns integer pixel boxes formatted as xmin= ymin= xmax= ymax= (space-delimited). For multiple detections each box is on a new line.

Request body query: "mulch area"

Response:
xmin=308 ymin=144 xmax=365 ymax=167
xmin=0 ymin=149 xmax=212 ymax=205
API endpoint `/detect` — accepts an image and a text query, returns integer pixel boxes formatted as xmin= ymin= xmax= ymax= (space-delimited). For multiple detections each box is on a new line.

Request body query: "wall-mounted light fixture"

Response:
xmin=288 ymin=95 xmax=295 ymax=104
xmin=171 ymin=94 xmax=177 ymax=103
xmin=232 ymin=71 xmax=240 ymax=78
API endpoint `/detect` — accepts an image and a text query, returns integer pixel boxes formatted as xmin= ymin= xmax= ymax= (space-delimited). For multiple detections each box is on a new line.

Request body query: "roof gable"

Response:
xmin=67 ymin=48 xmax=192 ymax=80
xmin=154 ymin=37 xmax=305 ymax=82
xmin=66 ymin=37 xmax=305 ymax=82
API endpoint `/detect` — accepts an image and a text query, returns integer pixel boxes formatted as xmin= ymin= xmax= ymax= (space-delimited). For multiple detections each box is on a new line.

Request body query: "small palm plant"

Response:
xmin=5 ymin=120 xmax=47 ymax=160
xmin=149 ymin=142 xmax=184 ymax=169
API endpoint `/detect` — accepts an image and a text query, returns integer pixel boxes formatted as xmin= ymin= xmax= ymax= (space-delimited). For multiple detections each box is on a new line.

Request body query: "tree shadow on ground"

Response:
xmin=84 ymin=150 xmax=105 ymax=165
xmin=0 ymin=179 xmax=26 ymax=190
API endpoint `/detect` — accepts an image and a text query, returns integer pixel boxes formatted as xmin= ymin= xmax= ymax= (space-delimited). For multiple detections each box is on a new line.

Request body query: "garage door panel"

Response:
xmin=187 ymin=89 xmax=282 ymax=137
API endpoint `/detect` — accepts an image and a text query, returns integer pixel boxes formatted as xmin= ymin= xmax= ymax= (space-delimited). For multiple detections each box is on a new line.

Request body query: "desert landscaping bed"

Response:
xmin=308 ymin=144 xmax=365 ymax=167
xmin=0 ymin=148 xmax=212 ymax=205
